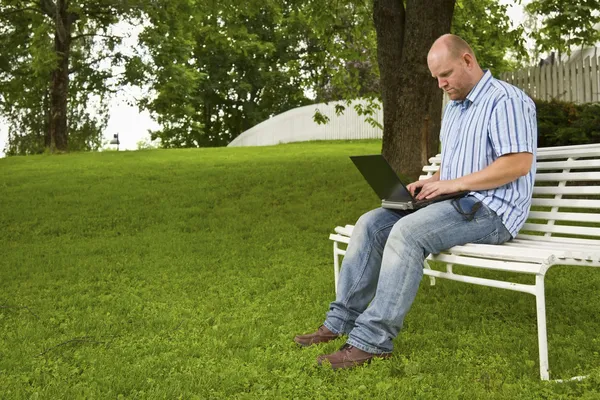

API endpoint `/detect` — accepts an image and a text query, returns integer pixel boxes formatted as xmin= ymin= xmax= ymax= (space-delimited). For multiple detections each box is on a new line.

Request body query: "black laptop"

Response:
xmin=350 ymin=154 xmax=469 ymax=210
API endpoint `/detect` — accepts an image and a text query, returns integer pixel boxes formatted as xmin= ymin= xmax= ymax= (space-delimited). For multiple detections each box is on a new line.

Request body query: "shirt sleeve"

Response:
xmin=488 ymin=96 xmax=537 ymax=157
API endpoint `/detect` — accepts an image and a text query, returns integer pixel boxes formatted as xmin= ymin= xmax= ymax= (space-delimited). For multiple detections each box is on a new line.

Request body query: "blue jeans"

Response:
xmin=324 ymin=196 xmax=512 ymax=354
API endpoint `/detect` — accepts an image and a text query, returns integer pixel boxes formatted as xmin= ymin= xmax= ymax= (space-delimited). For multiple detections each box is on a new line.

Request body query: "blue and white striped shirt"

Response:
xmin=440 ymin=70 xmax=537 ymax=237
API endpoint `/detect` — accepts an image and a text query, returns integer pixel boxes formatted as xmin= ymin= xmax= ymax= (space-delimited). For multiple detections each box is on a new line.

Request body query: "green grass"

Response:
xmin=1 ymin=140 xmax=600 ymax=399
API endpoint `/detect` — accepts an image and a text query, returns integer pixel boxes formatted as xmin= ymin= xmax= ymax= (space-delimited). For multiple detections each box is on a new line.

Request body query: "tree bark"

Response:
xmin=375 ymin=0 xmax=455 ymax=180
xmin=373 ymin=0 xmax=405 ymax=161
xmin=49 ymin=0 xmax=72 ymax=153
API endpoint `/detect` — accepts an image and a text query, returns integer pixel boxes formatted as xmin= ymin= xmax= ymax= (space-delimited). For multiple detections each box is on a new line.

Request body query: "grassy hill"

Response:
xmin=1 ymin=141 xmax=599 ymax=398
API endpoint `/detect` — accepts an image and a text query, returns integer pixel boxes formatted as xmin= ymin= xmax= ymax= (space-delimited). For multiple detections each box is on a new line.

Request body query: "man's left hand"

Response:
xmin=416 ymin=179 xmax=464 ymax=200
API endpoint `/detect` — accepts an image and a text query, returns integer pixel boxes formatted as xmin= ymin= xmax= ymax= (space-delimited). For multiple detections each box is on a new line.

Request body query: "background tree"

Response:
xmin=135 ymin=0 xmax=522 ymax=178
xmin=0 ymin=0 xmax=141 ymax=155
xmin=452 ymin=0 xmax=527 ymax=73
xmin=132 ymin=0 xmax=374 ymax=148
xmin=525 ymin=0 xmax=600 ymax=59
xmin=370 ymin=0 xmax=454 ymax=179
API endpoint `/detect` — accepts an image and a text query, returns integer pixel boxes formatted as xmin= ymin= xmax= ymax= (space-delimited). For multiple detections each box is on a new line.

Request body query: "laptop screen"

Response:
xmin=349 ymin=155 xmax=414 ymax=202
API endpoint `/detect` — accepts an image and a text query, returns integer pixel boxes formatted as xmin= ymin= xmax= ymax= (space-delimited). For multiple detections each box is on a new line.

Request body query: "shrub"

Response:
xmin=535 ymin=100 xmax=600 ymax=147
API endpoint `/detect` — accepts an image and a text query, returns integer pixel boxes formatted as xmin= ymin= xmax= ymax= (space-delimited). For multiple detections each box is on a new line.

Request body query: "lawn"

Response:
xmin=1 ymin=140 xmax=600 ymax=399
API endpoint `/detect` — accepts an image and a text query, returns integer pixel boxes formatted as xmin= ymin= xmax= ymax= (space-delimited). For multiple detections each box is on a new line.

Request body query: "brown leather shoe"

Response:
xmin=294 ymin=325 xmax=340 ymax=347
xmin=317 ymin=344 xmax=391 ymax=370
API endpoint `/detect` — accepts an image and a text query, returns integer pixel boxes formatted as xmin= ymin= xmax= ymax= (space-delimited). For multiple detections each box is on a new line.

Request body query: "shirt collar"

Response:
xmin=450 ymin=69 xmax=493 ymax=109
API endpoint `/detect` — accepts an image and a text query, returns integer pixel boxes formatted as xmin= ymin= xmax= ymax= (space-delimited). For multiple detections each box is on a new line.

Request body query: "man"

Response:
xmin=294 ymin=34 xmax=537 ymax=370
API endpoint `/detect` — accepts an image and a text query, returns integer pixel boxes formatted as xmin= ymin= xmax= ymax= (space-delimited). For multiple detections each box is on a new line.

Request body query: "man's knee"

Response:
xmin=353 ymin=208 xmax=399 ymax=246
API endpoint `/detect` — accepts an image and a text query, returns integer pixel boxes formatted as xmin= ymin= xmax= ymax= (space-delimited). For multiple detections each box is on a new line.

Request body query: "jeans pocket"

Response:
xmin=472 ymin=211 xmax=512 ymax=245
xmin=451 ymin=196 xmax=487 ymax=221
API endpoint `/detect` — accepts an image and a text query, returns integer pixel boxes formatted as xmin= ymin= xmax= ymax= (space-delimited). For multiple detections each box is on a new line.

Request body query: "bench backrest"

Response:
xmin=420 ymin=144 xmax=600 ymax=245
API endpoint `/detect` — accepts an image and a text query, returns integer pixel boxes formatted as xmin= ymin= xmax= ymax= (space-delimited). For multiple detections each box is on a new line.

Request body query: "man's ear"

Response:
xmin=463 ymin=53 xmax=474 ymax=69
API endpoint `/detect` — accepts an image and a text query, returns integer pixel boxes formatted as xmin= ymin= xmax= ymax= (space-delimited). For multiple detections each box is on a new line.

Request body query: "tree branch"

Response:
xmin=71 ymin=33 xmax=123 ymax=41
xmin=37 ymin=0 xmax=56 ymax=18
xmin=0 ymin=7 xmax=44 ymax=17
xmin=68 ymin=54 xmax=119 ymax=74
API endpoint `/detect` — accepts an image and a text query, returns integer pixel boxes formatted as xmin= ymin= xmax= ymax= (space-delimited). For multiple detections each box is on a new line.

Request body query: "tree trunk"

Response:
xmin=44 ymin=85 xmax=51 ymax=149
xmin=375 ymin=0 xmax=455 ymax=180
xmin=49 ymin=0 xmax=72 ymax=153
xmin=373 ymin=0 xmax=405 ymax=163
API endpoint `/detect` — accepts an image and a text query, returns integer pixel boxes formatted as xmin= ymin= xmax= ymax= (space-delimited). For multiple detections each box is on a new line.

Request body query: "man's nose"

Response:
xmin=437 ymin=78 xmax=447 ymax=88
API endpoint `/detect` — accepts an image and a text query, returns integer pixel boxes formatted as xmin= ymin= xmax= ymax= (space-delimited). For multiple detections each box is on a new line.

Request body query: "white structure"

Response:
xmin=501 ymin=47 xmax=600 ymax=104
xmin=227 ymin=100 xmax=383 ymax=147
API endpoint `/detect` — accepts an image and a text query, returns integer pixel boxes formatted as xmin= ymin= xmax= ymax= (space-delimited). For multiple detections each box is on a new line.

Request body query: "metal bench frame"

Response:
xmin=328 ymin=143 xmax=600 ymax=381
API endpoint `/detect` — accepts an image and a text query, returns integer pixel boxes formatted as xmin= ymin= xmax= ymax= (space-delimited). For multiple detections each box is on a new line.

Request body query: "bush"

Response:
xmin=535 ymin=99 xmax=600 ymax=147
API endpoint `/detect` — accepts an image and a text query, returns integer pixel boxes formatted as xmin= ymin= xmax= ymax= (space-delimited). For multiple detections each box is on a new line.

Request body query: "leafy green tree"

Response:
xmin=0 ymin=0 xmax=141 ymax=155
xmin=453 ymin=0 xmax=527 ymax=73
xmin=133 ymin=0 xmax=349 ymax=147
xmin=134 ymin=0 xmax=520 ymax=177
xmin=525 ymin=0 xmax=600 ymax=58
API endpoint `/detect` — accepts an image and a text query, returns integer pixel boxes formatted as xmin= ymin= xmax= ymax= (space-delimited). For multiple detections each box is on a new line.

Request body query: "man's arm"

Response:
xmin=415 ymin=152 xmax=533 ymax=200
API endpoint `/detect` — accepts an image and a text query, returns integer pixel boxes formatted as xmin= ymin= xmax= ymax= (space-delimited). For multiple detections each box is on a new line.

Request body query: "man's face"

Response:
xmin=427 ymin=50 xmax=471 ymax=101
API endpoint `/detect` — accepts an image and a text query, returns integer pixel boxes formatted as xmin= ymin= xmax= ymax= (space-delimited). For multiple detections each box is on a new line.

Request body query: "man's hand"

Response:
xmin=406 ymin=179 xmax=428 ymax=196
xmin=415 ymin=179 xmax=464 ymax=200
xmin=407 ymin=171 xmax=441 ymax=197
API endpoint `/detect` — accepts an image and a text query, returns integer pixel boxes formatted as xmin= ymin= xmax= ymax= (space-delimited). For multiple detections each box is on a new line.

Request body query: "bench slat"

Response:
xmin=515 ymin=233 xmax=600 ymax=245
xmin=521 ymin=222 xmax=600 ymax=237
xmin=430 ymin=253 xmax=542 ymax=274
xmin=533 ymin=186 xmax=600 ymax=195
xmin=531 ymin=198 xmax=600 ymax=208
xmin=509 ymin=237 xmax=600 ymax=249
xmin=536 ymin=145 xmax=600 ymax=159
xmin=444 ymin=243 xmax=558 ymax=263
xmin=535 ymin=172 xmax=600 ymax=182
xmin=527 ymin=211 xmax=600 ymax=223
xmin=537 ymin=159 xmax=600 ymax=170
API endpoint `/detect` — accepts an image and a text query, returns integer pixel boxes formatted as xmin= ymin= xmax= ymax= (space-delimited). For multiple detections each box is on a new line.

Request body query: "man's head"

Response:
xmin=427 ymin=34 xmax=484 ymax=101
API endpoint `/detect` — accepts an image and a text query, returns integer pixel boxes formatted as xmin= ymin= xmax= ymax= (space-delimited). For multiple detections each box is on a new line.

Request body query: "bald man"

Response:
xmin=295 ymin=34 xmax=537 ymax=370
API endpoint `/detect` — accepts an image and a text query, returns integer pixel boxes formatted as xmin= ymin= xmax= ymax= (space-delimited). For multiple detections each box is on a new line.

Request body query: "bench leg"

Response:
xmin=333 ymin=242 xmax=341 ymax=295
xmin=423 ymin=259 xmax=436 ymax=286
xmin=535 ymin=274 xmax=550 ymax=380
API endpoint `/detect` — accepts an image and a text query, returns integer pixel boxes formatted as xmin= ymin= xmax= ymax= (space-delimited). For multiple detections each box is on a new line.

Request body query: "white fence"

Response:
xmin=500 ymin=55 xmax=600 ymax=103
xmin=227 ymin=100 xmax=383 ymax=147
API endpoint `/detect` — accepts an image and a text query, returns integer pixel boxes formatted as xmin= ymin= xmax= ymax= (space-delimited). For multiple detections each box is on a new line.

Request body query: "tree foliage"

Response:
xmin=452 ymin=0 xmax=527 ymax=73
xmin=525 ymin=0 xmax=600 ymax=58
xmin=0 ymin=0 xmax=141 ymax=155
xmin=136 ymin=0 xmax=522 ymax=153
xmin=133 ymin=0 xmax=377 ymax=147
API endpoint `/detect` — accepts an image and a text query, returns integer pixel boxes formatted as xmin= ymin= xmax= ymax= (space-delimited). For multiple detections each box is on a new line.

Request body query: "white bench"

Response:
xmin=328 ymin=143 xmax=600 ymax=381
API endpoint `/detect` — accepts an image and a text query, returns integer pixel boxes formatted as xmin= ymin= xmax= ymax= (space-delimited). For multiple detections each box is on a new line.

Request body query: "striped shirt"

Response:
xmin=440 ymin=70 xmax=537 ymax=237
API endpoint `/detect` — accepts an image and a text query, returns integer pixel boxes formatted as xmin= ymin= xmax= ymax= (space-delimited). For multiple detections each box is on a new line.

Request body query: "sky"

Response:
xmin=0 ymin=2 xmax=526 ymax=158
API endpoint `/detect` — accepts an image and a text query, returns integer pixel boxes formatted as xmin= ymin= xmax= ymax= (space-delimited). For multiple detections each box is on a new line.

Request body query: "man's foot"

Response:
xmin=294 ymin=325 xmax=340 ymax=347
xmin=317 ymin=344 xmax=391 ymax=370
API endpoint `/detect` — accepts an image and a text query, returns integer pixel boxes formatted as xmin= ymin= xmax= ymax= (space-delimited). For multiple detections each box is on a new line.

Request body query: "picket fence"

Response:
xmin=500 ymin=55 xmax=600 ymax=104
